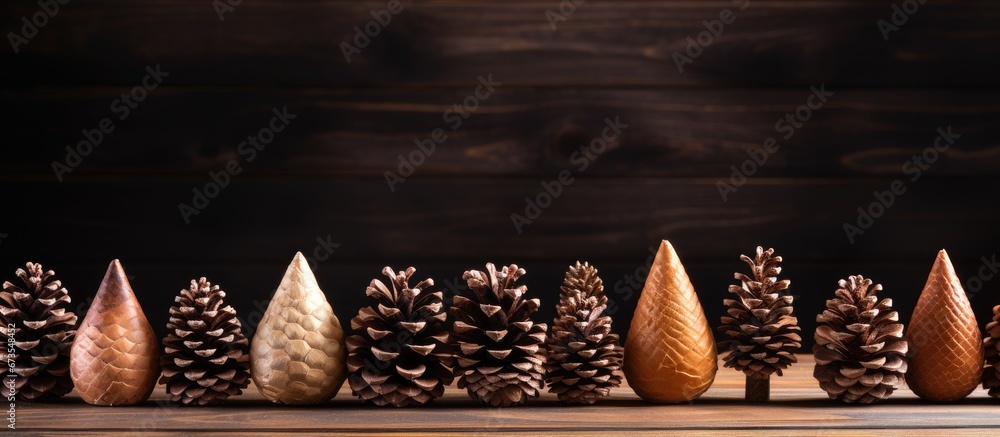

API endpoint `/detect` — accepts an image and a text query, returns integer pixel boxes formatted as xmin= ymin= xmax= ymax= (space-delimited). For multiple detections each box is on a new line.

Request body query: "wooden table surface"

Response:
xmin=17 ymin=354 xmax=1000 ymax=436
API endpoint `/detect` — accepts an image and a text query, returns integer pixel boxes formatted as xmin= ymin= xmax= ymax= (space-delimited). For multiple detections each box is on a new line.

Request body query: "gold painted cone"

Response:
xmin=623 ymin=240 xmax=717 ymax=403
xmin=70 ymin=260 xmax=159 ymax=406
xmin=250 ymin=252 xmax=347 ymax=404
xmin=905 ymin=249 xmax=983 ymax=401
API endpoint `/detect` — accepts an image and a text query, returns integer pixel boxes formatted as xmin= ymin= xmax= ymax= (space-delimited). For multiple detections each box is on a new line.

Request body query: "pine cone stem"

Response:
xmin=717 ymin=246 xmax=800 ymax=397
xmin=746 ymin=376 xmax=769 ymax=402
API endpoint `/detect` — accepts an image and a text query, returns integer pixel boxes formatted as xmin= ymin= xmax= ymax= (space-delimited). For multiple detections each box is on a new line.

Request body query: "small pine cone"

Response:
xmin=545 ymin=262 xmax=623 ymax=404
xmin=0 ymin=263 xmax=77 ymax=401
xmin=718 ymin=247 xmax=801 ymax=379
xmin=159 ymin=278 xmax=250 ymax=405
xmin=983 ymin=304 xmax=1000 ymax=397
xmin=813 ymin=275 xmax=908 ymax=404
xmin=346 ymin=267 xmax=453 ymax=407
xmin=450 ymin=263 xmax=547 ymax=407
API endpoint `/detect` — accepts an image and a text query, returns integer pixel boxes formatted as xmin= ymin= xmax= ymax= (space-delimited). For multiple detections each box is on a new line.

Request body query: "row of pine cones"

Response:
xmin=5 ymin=250 xmax=1000 ymax=407
xmin=717 ymin=248 xmax=907 ymax=404
xmin=0 ymin=261 xmax=624 ymax=407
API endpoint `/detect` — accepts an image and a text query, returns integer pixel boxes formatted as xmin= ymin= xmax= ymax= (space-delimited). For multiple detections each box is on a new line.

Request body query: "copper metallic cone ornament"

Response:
xmin=250 ymin=252 xmax=347 ymax=404
xmin=70 ymin=259 xmax=159 ymax=406
xmin=905 ymin=249 xmax=983 ymax=401
xmin=623 ymin=240 xmax=718 ymax=403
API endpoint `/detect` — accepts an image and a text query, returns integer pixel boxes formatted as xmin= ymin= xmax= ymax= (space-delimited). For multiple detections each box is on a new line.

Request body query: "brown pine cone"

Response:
xmin=346 ymin=266 xmax=453 ymax=407
xmin=545 ymin=262 xmax=623 ymax=404
xmin=813 ymin=275 xmax=908 ymax=404
xmin=450 ymin=263 xmax=547 ymax=407
xmin=0 ymin=262 xmax=77 ymax=401
xmin=159 ymin=278 xmax=250 ymax=405
xmin=983 ymin=304 xmax=1000 ymax=397
xmin=718 ymin=246 xmax=801 ymax=380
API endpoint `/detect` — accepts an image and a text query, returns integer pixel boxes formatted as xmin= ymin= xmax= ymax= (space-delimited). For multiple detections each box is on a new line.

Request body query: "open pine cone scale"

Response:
xmin=451 ymin=263 xmax=547 ymax=407
xmin=160 ymin=277 xmax=250 ymax=405
xmin=0 ymin=263 xmax=78 ymax=402
xmin=718 ymin=247 xmax=801 ymax=380
xmin=545 ymin=262 xmax=623 ymax=404
xmin=346 ymin=267 xmax=453 ymax=407
xmin=813 ymin=276 xmax=908 ymax=403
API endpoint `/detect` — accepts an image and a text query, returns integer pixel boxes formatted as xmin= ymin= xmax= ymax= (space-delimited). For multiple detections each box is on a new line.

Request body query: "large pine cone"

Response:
xmin=813 ymin=275 xmax=908 ymax=403
xmin=545 ymin=262 xmax=623 ymax=404
xmin=718 ymin=247 xmax=801 ymax=380
xmin=983 ymin=304 xmax=1000 ymax=397
xmin=0 ymin=263 xmax=77 ymax=401
xmin=450 ymin=263 xmax=547 ymax=407
xmin=159 ymin=278 xmax=250 ymax=405
xmin=346 ymin=266 xmax=453 ymax=407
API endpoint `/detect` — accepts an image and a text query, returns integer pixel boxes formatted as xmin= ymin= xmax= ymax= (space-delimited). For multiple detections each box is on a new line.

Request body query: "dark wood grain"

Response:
xmin=2 ymin=1 xmax=998 ymax=87
xmin=15 ymin=355 xmax=1000 ymax=434
xmin=2 ymin=87 xmax=998 ymax=179
xmin=1 ymin=179 xmax=998 ymax=265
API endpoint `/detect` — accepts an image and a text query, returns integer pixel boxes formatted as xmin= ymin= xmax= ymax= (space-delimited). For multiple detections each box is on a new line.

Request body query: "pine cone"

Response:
xmin=813 ymin=275 xmax=908 ymax=404
xmin=0 ymin=262 xmax=77 ymax=401
xmin=346 ymin=267 xmax=453 ymax=407
xmin=450 ymin=263 xmax=547 ymax=407
xmin=159 ymin=278 xmax=250 ymax=405
xmin=983 ymin=304 xmax=1000 ymax=397
xmin=718 ymin=247 xmax=801 ymax=380
xmin=545 ymin=262 xmax=623 ymax=404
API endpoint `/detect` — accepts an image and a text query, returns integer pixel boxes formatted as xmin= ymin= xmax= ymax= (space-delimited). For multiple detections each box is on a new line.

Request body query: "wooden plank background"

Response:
xmin=2 ymin=1 xmax=1000 ymax=87
xmin=2 ymin=0 xmax=999 ymax=376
